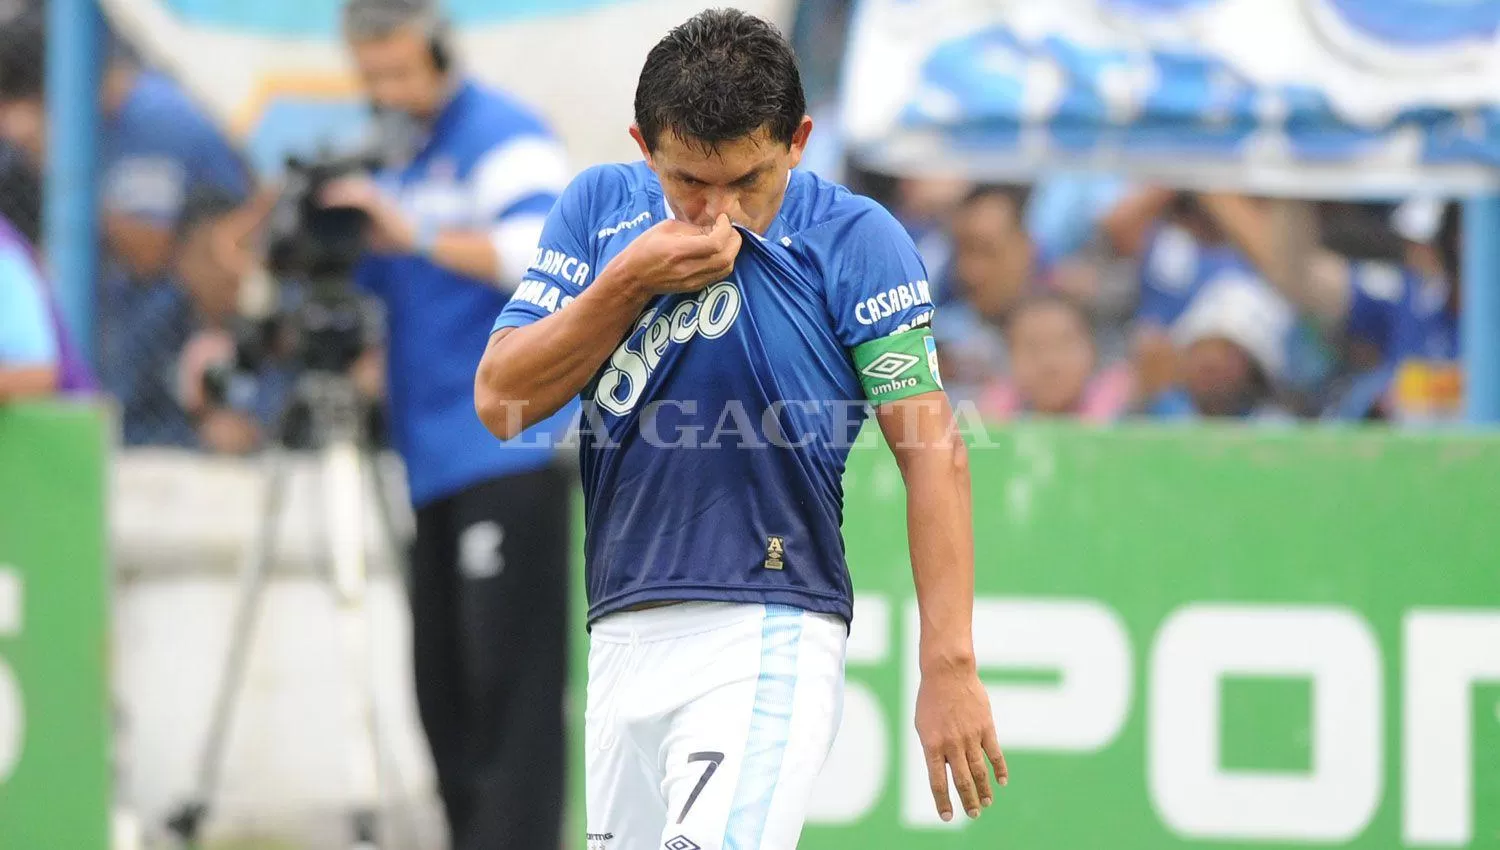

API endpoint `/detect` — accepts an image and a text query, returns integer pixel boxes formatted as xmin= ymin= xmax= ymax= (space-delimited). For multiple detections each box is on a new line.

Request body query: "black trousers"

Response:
xmin=409 ymin=464 xmax=571 ymax=850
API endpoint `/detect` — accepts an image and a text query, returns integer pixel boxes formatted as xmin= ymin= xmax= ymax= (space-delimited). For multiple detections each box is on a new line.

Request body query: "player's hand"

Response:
xmin=611 ymin=213 xmax=742 ymax=295
xmin=915 ymin=663 xmax=1007 ymax=822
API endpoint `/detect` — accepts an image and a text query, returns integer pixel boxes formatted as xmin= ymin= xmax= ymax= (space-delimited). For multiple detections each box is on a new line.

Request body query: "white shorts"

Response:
xmin=585 ymin=602 xmax=847 ymax=850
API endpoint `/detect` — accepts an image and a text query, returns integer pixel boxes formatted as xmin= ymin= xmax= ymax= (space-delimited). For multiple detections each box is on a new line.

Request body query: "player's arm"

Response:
xmin=477 ymin=262 xmax=651 ymax=438
xmin=868 ymin=370 xmax=1006 ymax=823
xmin=476 ymin=214 xmax=740 ymax=439
xmin=832 ymin=202 xmax=1006 ymax=822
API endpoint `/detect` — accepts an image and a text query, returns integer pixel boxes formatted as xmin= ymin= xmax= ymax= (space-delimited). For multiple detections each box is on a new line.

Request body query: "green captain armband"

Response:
xmin=852 ymin=327 xmax=945 ymax=405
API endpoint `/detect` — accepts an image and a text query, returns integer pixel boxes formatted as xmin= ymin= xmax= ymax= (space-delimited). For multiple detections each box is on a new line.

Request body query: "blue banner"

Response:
xmin=843 ymin=0 xmax=1500 ymax=195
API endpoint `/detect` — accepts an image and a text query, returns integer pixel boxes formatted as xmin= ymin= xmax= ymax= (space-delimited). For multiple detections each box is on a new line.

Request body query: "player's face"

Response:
xmin=633 ymin=118 xmax=813 ymax=235
xmin=349 ymin=25 xmax=448 ymax=120
xmin=1008 ymin=303 xmax=1095 ymax=416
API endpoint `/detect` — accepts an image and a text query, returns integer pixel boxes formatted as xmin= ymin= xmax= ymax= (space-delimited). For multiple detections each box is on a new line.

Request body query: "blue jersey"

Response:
xmin=493 ymin=164 xmax=935 ymax=623
xmin=1135 ymin=223 xmax=1256 ymax=328
xmin=357 ymin=80 xmax=574 ymax=507
xmin=1336 ymin=261 xmax=1460 ymax=424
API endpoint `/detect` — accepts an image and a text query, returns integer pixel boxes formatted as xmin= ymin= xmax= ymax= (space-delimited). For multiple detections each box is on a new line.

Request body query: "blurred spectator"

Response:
xmin=937 ymin=185 xmax=1034 ymax=405
xmin=0 ymin=207 xmax=94 ymax=400
xmin=1203 ymin=193 xmax=1461 ymax=425
xmin=0 ymin=9 xmax=254 ymax=444
xmin=891 ymin=175 xmax=972 ymax=293
xmin=0 ymin=137 xmax=38 ymax=242
xmin=1144 ymin=273 xmax=1295 ymax=421
xmin=0 ymin=212 xmax=55 ymax=400
xmin=170 ymin=186 xmax=291 ymax=454
xmin=1027 ymin=172 xmax=1130 ymax=269
xmin=980 ymin=294 xmax=1132 ymax=422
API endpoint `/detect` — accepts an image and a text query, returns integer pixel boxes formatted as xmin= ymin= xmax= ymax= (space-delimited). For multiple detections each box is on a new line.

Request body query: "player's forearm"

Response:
xmin=476 ymin=266 xmax=650 ymax=439
xmin=884 ymin=406 xmax=978 ymax=672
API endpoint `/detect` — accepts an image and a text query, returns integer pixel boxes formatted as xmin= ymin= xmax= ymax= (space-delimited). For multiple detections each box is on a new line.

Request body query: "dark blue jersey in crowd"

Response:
xmin=357 ymin=80 xmax=575 ymax=507
xmin=493 ymin=164 xmax=935 ymax=623
xmin=1135 ymin=222 xmax=1257 ymax=328
xmin=1333 ymin=261 xmax=1460 ymax=423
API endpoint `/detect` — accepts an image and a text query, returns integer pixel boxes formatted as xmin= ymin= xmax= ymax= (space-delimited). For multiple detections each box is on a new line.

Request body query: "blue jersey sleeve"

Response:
xmin=1345 ymin=261 xmax=1406 ymax=355
xmin=0 ymin=244 xmax=57 ymax=366
xmin=491 ymin=167 xmax=606 ymax=333
xmin=824 ymin=203 xmax=936 ymax=349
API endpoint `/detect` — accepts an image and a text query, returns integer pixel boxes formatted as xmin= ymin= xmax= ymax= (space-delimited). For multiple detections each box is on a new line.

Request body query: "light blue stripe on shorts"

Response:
xmin=724 ymin=604 xmax=804 ymax=850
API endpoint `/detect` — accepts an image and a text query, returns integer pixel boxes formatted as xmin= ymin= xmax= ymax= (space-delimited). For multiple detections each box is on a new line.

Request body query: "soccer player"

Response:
xmin=476 ymin=9 xmax=1005 ymax=849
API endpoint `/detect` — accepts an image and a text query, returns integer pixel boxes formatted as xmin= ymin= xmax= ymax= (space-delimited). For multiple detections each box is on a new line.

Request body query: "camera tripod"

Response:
xmin=165 ymin=370 xmax=416 ymax=850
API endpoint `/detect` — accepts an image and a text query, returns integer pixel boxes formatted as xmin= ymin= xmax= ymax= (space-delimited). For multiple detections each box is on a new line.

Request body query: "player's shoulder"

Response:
xmin=782 ymin=170 xmax=911 ymax=250
xmin=557 ymin=161 xmax=659 ymax=235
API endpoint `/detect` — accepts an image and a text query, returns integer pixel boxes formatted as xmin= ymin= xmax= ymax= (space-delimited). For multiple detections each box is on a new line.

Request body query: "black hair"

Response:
xmin=175 ymin=184 xmax=242 ymax=244
xmin=0 ymin=6 xmax=43 ymax=101
xmin=1316 ymin=201 xmax=1405 ymax=263
xmin=1002 ymin=291 xmax=1095 ymax=344
xmin=0 ymin=6 xmax=138 ymax=102
xmin=959 ymin=183 xmax=1032 ymax=219
xmin=1436 ymin=201 xmax=1461 ymax=288
xmin=634 ymin=8 xmax=806 ymax=153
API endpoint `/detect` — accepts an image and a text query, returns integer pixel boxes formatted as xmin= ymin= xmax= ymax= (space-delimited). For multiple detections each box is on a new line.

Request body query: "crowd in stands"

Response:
xmin=0 ymin=2 xmax=1468 ymax=447
xmin=855 ymin=170 xmax=1462 ymax=427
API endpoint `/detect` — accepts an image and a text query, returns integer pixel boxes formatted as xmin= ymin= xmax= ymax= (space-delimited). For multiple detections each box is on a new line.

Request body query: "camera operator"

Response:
xmin=326 ymin=2 xmax=573 ymax=849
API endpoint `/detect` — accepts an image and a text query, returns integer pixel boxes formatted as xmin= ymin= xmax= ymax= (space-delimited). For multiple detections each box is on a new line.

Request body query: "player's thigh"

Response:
xmin=660 ymin=607 xmax=848 ymax=850
xmin=586 ymin=636 xmax=667 ymax=850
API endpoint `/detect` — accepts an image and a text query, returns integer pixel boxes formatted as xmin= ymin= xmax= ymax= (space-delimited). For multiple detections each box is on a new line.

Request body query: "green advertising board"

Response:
xmin=795 ymin=425 xmax=1500 ymax=849
xmin=0 ymin=402 xmax=111 ymax=849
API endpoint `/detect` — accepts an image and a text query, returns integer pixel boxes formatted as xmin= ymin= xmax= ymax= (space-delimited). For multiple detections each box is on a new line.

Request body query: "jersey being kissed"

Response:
xmin=493 ymin=163 xmax=936 ymax=623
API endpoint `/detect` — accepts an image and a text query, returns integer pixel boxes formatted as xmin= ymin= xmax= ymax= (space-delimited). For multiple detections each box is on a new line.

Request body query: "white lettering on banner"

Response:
xmin=595 ymin=281 xmax=742 ymax=415
xmin=0 ymin=568 xmax=22 ymax=783
xmin=529 ymin=247 xmax=591 ymax=286
xmin=1403 ymin=611 xmax=1500 ymax=847
xmin=808 ymin=595 xmax=890 ymax=823
xmin=854 ymin=280 xmax=932 ymax=325
xmin=801 ymin=595 xmax=1498 ymax=841
xmin=1149 ymin=605 xmax=1382 ymax=843
xmin=900 ymin=598 xmax=1131 ymax=828
xmin=597 ymin=211 xmax=652 ymax=239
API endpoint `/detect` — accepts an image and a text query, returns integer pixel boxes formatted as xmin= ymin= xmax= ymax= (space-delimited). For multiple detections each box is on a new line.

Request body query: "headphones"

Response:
xmin=425 ymin=15 xmax=452 ymax=74
xmin=344 ymin=0 xmax=454 ymax=75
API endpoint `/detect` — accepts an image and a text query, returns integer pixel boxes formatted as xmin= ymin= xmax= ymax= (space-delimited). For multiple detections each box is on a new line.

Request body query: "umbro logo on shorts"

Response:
xmin=663 ymin=837 xmax=701 ymax=850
